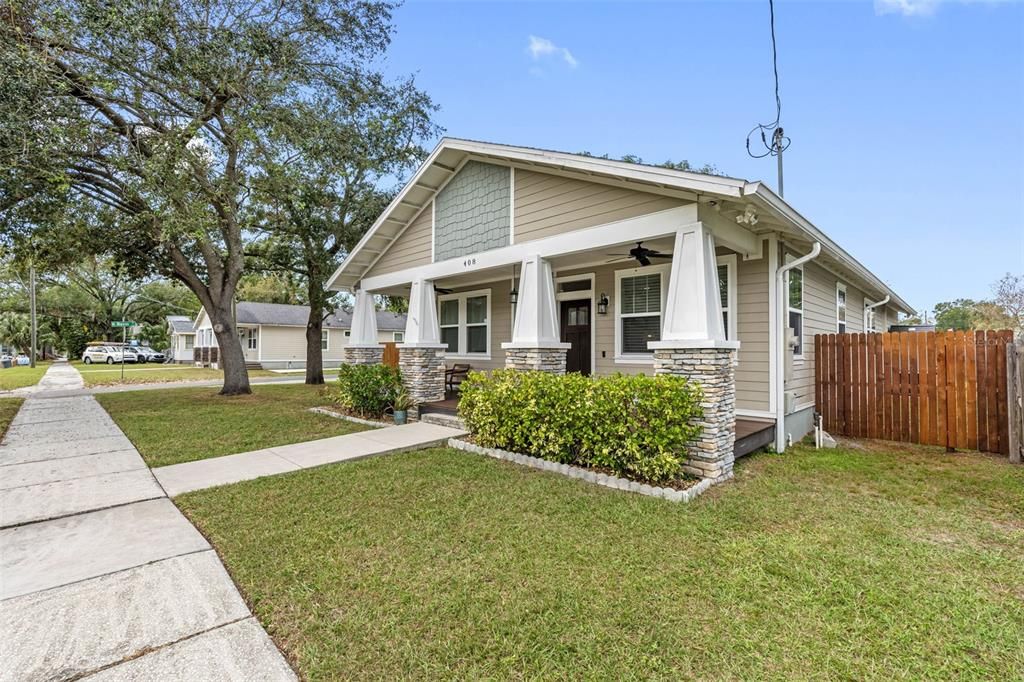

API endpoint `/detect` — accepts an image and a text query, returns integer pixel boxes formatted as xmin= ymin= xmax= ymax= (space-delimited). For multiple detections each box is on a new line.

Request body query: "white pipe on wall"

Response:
xmin=774 ymin=241 xmax=821 ymax=453
xmin=863 ymin=295 xmax=890 ymax=332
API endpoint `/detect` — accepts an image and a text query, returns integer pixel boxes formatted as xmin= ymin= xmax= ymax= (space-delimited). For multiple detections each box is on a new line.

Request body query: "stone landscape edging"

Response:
xmin=447 ymin=438 xmax=728 ymax=503
xmin=308 ymin=406 xmax=387 ymax=428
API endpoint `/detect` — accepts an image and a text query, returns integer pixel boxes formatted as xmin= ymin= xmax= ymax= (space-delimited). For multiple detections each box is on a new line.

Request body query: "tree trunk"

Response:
xmin=305 ymin=314 xmax=325 ymax=385
xmin=208 ymin=302 xmax=251 ymax=396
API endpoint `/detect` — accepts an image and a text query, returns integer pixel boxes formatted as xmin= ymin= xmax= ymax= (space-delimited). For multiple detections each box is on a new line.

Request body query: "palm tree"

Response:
xmin=0 ymin=311 xmax=31 ymax=354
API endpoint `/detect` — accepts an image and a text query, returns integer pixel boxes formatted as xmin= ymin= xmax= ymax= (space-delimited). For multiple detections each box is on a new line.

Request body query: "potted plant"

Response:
xmin=389 ymin=389 xmax=413 ymax=425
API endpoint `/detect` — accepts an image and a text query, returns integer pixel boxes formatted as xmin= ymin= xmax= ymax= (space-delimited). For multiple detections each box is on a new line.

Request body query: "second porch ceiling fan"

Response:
xmin=606 ymin=241 xmax=673 ymax=267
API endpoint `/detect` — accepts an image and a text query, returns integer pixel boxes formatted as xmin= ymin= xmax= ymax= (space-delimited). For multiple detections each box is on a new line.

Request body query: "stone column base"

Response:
xmin=502 ymin=346 xmax=569 ymax=374
xmin=653 ymin=347 xmax=737 ymax=482
xmin=398 ymin=345 xmax=446 ymax=415
xmin=342 ymin=345 xmax=384 ymax=365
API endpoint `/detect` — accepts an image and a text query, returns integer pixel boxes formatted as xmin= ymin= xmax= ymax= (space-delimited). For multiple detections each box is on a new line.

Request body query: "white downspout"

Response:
xmin=775 ymin=242 xmax=821 ymax=453
xmin=864 ymin=295 xmax=890 ymax=332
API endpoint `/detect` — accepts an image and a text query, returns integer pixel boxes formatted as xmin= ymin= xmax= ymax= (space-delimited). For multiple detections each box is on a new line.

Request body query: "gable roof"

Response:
xmin=193 ymin=302 xmax=407 ymax=331
xmin=166 ymin=316 xmax=194 ymax=334
xmin=327 ymin=137 xmax=913 ymax=314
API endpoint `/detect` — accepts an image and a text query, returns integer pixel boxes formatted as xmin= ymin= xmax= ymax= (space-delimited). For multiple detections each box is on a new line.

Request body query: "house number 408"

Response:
xmin=463 ymin=257 xmax=477 ymax=267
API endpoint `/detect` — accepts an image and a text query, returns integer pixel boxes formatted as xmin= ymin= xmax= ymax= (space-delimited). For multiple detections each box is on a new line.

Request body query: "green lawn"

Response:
xmin=177 ymin=443 xmax=1024 ymax=680
xmin=0 ymin=397 xmax=24 ymax=439
xmin=97 ymin=384 xmax=367 ymax=467
xmin=0 ymin=362 xmax=51 ymax=391
xmin=72 ymin=361 xmax=279 ymax=387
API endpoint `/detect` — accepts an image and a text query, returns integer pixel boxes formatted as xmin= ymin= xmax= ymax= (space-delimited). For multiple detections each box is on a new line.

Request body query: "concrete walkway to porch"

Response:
xmin=0 ymin=365 xmax=297 ymax=681
xmin=153 ymin=421 xmax=467 ymax=496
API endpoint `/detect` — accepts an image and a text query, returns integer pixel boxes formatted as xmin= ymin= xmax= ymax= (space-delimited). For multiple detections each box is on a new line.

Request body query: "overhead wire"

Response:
xmin=746 ymin=0 xmax=790 ymax=159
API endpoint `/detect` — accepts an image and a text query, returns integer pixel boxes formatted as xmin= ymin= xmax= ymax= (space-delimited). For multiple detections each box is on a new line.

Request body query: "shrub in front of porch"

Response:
xmin=334 ymin=364 xmax=402 ymax=418
xmin=458 ymin=370 xmax=703 ymax=483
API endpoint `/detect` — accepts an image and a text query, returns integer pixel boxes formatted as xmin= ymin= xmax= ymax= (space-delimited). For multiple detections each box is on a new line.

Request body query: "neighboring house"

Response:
xmin=193 ymin=301 xmax=406 ymax=369
xmin=327 ymin=138 xmax=914 ymax=462
xmin=166 ymin=315 xmax=196 ymax=363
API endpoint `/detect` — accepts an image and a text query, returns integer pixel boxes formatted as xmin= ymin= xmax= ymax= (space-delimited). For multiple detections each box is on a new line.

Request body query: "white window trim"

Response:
xmin=321 ymin=329 xmax=330 ymax=351
xmin=716 ymin=254 xmax=738 ymax=343
xmin=614 ymin=263 xmax=670 ymax=364
xmin=438 ymin=288 xmax=491 ymax=360
xmin=247 ymin=328 xmax=258 ymax=351
xmin=836 ymin=282 xmax=848 ymax=333
xmin=554 ymin=273 xmax=596 ymax=374
xmin=785 ymin=254 xmax=805 ymax=361
xmin=393 ymin=331 xmax=404 ymax=343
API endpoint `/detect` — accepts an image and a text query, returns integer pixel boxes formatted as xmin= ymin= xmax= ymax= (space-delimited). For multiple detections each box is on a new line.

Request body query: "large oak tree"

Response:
xmin=1 ymin=0 xmax=400 ymax=393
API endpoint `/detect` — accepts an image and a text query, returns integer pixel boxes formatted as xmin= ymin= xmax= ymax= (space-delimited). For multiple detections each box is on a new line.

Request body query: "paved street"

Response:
xmin=0 ymin=365 xmax=296 ymax=681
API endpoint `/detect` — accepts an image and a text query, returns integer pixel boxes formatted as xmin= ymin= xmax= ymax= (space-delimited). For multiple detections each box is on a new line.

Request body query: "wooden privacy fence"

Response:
xmin=382 ymin=342 xmax=399 ymax=368
xmin=815 ymin=330 xmax=1019 ymax=459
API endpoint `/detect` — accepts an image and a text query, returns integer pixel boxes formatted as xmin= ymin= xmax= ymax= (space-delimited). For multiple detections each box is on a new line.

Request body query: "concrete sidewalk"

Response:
xmin=7 ymin=371 xmax=340 ymax=400
xmin=154 ymin=421 xmax=467 ymax=496
xmin=0 ymin=365 xmax=296 ymax=681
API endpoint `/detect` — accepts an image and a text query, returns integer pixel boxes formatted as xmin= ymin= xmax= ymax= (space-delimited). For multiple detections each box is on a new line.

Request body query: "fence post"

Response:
xmin=1009 ymin=339 xmax=1023 ymax=464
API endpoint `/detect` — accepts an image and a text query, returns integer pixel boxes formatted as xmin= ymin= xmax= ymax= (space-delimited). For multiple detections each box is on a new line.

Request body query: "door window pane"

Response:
xmin=568 ymin=307 xmax=577 ymax=326
xmin=578 ymin=306 xmax=589 ymax=326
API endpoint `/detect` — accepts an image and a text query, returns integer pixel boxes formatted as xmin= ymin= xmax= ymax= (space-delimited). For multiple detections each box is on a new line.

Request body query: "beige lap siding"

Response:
xmin=787 ymin=259 xmax=875 ymax=409
xmin=258 ymin=325 xmax=309 ymax=365
xmin=513 ymin=170 xmax=688 ymax=242
xmin=363 ymin=203 xmax=433 ymax=279
xmin=734 ymin=251 xmax=771 ymax=412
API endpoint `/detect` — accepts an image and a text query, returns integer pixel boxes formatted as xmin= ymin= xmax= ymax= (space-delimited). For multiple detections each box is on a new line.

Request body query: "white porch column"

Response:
xmin=343 ymin=289 xmax=383 ymax=365
xmin=398 ymin=278 xmax=447 ymax=410
xmin=501 ymin=255 xmax=570 ymax=373
xmin=649 ymin=223 xmax=739 ymax=483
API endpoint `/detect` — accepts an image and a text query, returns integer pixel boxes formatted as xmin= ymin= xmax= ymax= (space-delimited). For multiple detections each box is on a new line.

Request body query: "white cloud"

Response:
xmin=527 ymin=35 xmax=578 ymax=68
xmin=874 ymin=0 xmax=1005 ymax=17
xmin=874 ymin=0 xmax=941 ymax=16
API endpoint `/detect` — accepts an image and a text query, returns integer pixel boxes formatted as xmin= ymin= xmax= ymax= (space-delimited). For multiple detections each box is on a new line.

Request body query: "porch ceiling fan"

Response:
xmin=606 ymin=241 xmax=673 ymax=267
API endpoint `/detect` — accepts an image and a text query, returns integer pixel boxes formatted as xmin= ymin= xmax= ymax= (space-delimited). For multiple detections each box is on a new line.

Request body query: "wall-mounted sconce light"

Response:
xmin=597 ymin=293 xmax=609 ymax=315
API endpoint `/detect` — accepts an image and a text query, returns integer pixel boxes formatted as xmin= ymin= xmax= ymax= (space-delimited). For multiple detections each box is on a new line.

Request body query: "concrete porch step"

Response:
xmin=419 ymin=413 xmax=467 ymax=431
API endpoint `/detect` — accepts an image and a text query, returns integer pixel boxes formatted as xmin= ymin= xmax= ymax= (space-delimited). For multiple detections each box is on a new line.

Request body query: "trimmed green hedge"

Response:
xmin=458 ymin=370 xmax=703 ymax=482
xmin=334 ymin=364 xmax=402 ymax=417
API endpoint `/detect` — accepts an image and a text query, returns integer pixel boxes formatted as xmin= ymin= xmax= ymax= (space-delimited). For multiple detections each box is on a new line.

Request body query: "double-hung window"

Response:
xmin=787 ymin=262 xmax=804 ymax=357
xmin=321 ymin=329 xmax=329 ymax=351
xmin=247 ymin=329 xmax=258 ymax=351
xmin=836 ymin=283 xmax=847 ymax=333
xmin=393 ymin=331 xmax=404 ymax=343
xmin=184 ymin=335 xmax=194 ymax=350
xmin=438 ymin=290 xmax=490 ymax=357
xmin=616 ymin=268 xmax=665 ymax=358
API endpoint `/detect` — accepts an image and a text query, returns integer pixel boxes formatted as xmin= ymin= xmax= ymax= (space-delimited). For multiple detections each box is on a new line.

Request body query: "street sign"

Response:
xmin=112 ymin=321 xmax=135 ymax=328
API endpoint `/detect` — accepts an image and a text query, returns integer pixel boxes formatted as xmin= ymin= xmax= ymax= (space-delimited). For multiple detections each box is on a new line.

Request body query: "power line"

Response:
xmin=746 ymin=0 xmax=791 ymax=171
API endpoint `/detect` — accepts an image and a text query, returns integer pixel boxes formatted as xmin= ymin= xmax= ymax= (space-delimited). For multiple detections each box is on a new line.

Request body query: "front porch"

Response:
xmin=419 ymin=391 xmax=775 ymax=458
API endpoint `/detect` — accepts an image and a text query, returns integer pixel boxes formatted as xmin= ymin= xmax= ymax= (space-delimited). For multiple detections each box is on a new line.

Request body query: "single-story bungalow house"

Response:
xmin=326 ymin=138 xmax=913 ymax=481
xmin=166 ymin=315 xmax=196 ymax=363
xmin=193 ymin=301 xmax=406 ymax=369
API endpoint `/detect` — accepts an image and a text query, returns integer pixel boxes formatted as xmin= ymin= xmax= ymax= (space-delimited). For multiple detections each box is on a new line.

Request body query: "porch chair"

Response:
xmin=445 ymin=363 xmax=471 ymax=392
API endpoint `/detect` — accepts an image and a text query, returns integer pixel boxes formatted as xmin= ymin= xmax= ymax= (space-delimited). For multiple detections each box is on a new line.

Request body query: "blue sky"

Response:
xmin=379 ymin=0 xmax=1023 ymax=317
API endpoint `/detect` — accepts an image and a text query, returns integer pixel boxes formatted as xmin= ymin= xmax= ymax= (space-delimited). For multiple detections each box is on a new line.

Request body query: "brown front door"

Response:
xmin=560 ymin=300 xmax=592 ymax=375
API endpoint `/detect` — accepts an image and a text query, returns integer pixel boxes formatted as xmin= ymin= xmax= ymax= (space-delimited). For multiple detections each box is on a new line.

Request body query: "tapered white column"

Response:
xmin=649 ymin=222 xmax=738 ymax=483
xmin=501 ymin=255 xmax=569 ymax=372
xmin=349 ymin=289 xmax=380 ymax=345
xmin=402 ymin=277 xmax=442 ymax=346
xmin=398 ymin=277 xmax=446 ymax=410
xmin=343 ymin=288 xmax=383 ymax=365
xmin=649 ymin=222 xmax=738 ymax=350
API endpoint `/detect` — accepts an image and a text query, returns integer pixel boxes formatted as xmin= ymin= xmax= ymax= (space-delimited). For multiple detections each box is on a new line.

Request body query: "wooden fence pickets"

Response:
xmin=815 ymin=330 xmax=1016 ymax=457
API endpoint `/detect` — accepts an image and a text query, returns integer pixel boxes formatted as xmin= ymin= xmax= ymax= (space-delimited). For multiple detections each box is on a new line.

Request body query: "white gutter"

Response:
xmin=775 ymin=241 xmax=821 ymax=453
xmin=864 ymin=295 xmax=890 ymax=332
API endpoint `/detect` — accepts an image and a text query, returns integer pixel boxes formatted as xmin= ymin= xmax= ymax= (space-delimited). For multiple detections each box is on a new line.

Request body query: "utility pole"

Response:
xmin=29 ymin=263 xmax=37 ymax=368
xmin=773 ymin=126 xmax=785 ymax=198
